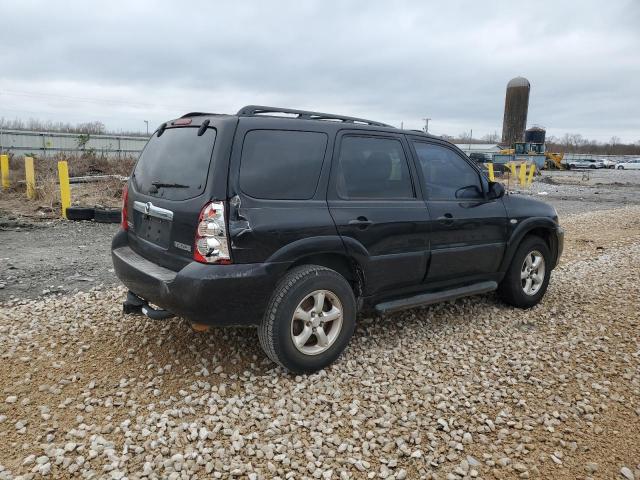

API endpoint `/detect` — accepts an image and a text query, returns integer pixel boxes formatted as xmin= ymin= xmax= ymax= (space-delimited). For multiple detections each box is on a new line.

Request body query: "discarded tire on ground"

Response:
xmin=65 ymin=206 xmax=95 ymax=221
xmin=94 ymin=208 xmax=121 ymax=223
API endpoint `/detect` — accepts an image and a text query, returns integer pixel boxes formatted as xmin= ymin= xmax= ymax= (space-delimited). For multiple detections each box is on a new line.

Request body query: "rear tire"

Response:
xmin=66 ymin=207 xmax=95 ymax=221
xmin=258 ymin=265 xmax=356 ymax=373
xmin=499 ymin=235 xmax=551 ymax=309
xmin=94 ymin=208 xmax=121 ymax=223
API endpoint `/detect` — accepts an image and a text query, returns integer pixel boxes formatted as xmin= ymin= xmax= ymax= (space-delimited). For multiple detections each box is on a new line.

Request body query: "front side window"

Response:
xmin=412 ymin=142 xmax=483 ymax=200
xmin=335 ymin=136 xmax=414 ymax=199
xmin=240 ymin=130 xmax=327 ymax=200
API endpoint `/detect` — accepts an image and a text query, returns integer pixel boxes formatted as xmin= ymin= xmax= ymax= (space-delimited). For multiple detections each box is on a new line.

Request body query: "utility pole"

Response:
xmin=144 ymin=120 xmax=149 ymax=135
xmin=422 ymin=117 xmax=431 ymax=133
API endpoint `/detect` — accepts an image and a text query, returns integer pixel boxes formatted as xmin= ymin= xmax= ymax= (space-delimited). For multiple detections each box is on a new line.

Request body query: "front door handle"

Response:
xmin=437 ymin=213 xmax=454 ymax=226
xmin=348 ymin=216 xmax=373 ymax=229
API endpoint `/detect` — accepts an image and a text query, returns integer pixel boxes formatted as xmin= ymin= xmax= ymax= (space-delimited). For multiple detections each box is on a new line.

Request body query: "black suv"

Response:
xmin=112 ymin=106 xmax=564 ymax=373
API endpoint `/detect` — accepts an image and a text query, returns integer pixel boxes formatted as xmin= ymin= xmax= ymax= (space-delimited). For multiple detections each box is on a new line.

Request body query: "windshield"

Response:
xmin=133 ymin=126 xmax=216 ymax=200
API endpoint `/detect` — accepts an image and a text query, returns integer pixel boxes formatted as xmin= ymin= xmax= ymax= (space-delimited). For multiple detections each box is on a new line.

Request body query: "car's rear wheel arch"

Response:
xmin=289 ymin=253 xmax=363 ymax=297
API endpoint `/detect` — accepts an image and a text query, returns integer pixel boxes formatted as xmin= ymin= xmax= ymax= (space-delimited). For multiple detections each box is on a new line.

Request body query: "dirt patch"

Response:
xmin=0 ymin=218 xmax=119 ymax=300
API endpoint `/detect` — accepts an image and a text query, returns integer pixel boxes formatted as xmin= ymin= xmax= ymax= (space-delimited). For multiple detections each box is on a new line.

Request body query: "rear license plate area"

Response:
xmin=136 ymin=213 xmax=171 ymax=249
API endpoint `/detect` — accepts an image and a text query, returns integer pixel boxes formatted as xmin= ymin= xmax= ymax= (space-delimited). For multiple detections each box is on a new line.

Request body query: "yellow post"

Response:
xmin=0 ymin=154 xmax=9 ymax=189
xmin=487 ymin=162 xmax=495 ymax=181
xmin=57 ymin=160 xmax=71 ymax=219
xmin=519 ymin=162 xmax=527 ymax=187
xmin=24 ymin=156 xmax=36 ymax=199
xmin=527 ymin=164 xmax=536 ymax=186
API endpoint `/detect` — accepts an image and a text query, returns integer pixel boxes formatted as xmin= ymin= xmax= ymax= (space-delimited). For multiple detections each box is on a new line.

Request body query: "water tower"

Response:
xmin=501 ymin=76 xmax=530 ymax=146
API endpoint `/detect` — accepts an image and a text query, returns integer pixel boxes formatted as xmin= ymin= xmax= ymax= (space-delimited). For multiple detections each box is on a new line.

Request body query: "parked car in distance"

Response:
xmin=601 ymin=158 xmax=617 ymax=169
xmin=112 ymin=106 xmax=564 ymax=373
xmin=468 ymin=152 xmax=492 ymax=164
xmin=616 ymin=158 xmax=640 ymax=170
xmin=566 ymin=158 xmax=605 ymax=169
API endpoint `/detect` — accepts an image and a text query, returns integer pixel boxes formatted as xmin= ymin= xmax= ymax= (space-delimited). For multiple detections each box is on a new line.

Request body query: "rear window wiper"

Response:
xmin=150 ymin=181 xmax=189 ymax=189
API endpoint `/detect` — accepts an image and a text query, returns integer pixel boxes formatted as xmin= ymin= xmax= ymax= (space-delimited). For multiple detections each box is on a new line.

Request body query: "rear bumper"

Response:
xmin=111 ymin=232 xmax=284 ymax=326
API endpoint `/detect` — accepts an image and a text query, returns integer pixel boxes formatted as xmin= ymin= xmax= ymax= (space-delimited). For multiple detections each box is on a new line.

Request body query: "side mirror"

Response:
xmin=487 ymin=181 xmax=505 ymax=199
xmin=455 ymin=185 xmax=484 ymax=199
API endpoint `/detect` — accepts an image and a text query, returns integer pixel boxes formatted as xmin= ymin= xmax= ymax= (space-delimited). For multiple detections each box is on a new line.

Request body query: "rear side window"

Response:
xmin=240 ymin=130 xmax=328 ymax=200
xmin=335 ymin=136 xmax=414 ymax=199
xmin=413 ymin=142 xmax=482 ymax=200
xmin=133 ymin=127 xmax=216 ymax=201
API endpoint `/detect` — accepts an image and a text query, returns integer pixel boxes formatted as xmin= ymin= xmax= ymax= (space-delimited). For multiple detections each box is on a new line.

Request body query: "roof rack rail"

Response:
xmin=237 ymin=105 xmax=393 ymax=128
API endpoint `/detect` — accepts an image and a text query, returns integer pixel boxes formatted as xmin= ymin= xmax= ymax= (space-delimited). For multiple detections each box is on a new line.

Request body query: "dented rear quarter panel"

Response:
xmin=226 ymin=117 xmax=345 ymax=265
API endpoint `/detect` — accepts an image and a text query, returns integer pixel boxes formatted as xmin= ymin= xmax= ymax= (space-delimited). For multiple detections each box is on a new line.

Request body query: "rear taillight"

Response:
xmin=121 ymin=184 xmax=129 ymax=231
xmin=194 ymin=201 xmax=231 ymax=264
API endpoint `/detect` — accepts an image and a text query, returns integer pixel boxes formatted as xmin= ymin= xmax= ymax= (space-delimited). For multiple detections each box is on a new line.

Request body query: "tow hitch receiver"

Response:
xmin=123 ymin=291 xmax=175 ymax=320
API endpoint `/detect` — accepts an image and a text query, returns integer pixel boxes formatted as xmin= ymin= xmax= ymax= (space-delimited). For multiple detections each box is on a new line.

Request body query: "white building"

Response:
xmin=454 ymin=143 xmax=503 ymax=155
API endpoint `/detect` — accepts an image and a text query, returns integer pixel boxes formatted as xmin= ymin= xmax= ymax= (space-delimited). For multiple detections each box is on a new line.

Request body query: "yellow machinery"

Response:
xmin=544 ymin=151 xmax=564 ymax=169
xmin=497 ymin=142 xmax=564 ymax=170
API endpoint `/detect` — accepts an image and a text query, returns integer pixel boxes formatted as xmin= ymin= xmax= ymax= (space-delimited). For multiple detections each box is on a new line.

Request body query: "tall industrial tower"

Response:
xmin=501 ymin=77 xmax=530 ymax=146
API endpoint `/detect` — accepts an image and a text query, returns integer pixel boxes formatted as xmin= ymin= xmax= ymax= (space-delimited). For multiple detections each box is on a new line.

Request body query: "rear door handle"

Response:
xmin=348 ymin=216 xmax=373 ymax=229
xmin=437 ymin=213 xmax=454 ymax=225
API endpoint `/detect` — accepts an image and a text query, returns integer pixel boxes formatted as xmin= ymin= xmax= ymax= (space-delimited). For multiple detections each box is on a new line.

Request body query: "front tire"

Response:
xmin=258 ymin=265 xmax=356 ymax=373
xmin=499 ymin=236 xmax=551 ymax=309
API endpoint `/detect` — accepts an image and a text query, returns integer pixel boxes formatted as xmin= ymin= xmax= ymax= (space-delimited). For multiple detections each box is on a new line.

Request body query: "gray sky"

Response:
xmin=1 ymin=0 xmax=639 ymax=142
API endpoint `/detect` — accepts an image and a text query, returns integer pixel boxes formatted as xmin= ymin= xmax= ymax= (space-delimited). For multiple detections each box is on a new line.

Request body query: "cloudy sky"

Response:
xmin=1 ymin=1 xmax=639 ymax=142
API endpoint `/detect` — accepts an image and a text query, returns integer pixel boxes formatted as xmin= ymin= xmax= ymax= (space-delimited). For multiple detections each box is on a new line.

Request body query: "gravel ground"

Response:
xmin=1 ymin=206 xmax=639 ymax=479
xmin=516 ymin=169 xmax=640 ymax=216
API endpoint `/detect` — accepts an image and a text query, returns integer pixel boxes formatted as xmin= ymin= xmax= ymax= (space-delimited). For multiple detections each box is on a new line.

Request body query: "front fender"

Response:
xmin=499 ymin=217 xmax=561 ymax=272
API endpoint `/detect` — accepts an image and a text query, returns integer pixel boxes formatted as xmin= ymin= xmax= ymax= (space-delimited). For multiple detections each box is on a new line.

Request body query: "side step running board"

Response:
xmin=375 ymin=281 xmax=498 ymax=315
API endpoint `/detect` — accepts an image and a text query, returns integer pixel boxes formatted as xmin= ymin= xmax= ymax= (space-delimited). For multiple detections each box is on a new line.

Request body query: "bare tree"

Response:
xmin=482 ymin=131 xmax=500 ymax=143
xmin=546 ymin=133 xmax=640 ymax=155
xmin=0 ymin=117 xmax=145 ymax=136
xmin=458 ymin=131 xmax=472 ymax=142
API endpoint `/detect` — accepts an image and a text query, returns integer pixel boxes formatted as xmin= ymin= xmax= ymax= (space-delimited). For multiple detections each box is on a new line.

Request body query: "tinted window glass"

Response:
xmin=240 ymin=130 xmax=327 ymax=200
xmin=133 ymin=127 xmax=216 ymax=200
xmin=336 ymin=136 xmax=414 ymax=199
xmin=413 ymin=142 xmax=482 ymax=200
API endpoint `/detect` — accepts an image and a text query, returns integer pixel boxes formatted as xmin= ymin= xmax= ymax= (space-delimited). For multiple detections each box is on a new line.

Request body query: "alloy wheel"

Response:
xmin=290 ymin=290 xmax=343 ymax=355
xmin=521 ymin=250 xmax=546 ymax=296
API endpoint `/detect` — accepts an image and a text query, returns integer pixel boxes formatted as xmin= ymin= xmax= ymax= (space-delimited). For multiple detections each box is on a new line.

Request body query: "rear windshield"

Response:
xmin=132 ymin=126 xmax=216 ymax=200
